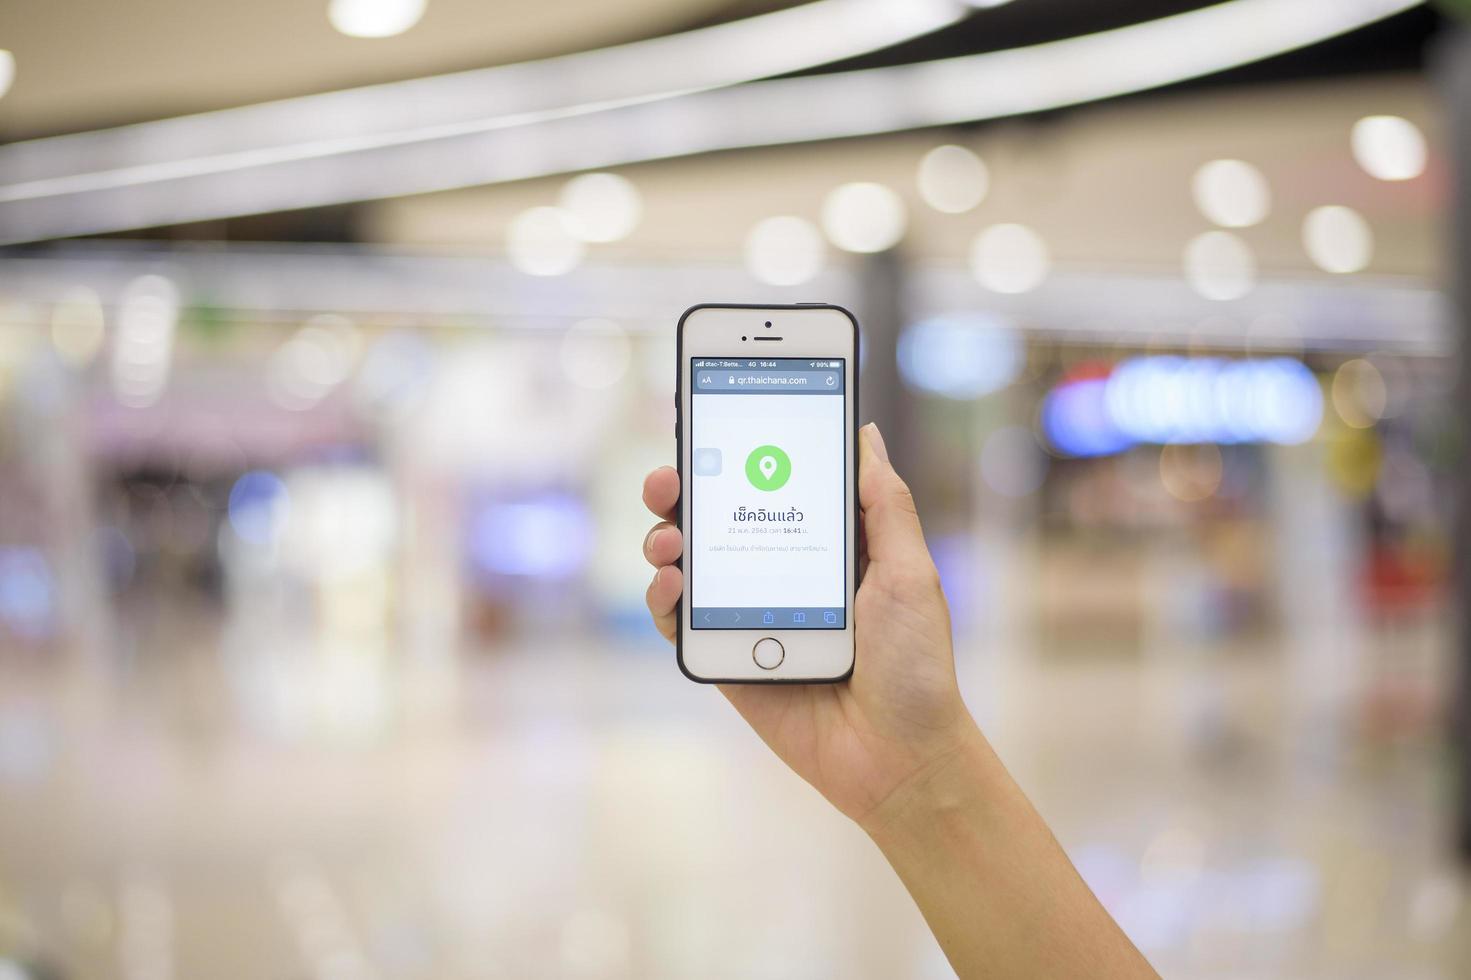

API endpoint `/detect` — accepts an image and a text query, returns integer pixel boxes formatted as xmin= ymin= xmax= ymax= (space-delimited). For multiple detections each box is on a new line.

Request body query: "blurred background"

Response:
xmin=1 ymin=0 xmax=1470 ymax=977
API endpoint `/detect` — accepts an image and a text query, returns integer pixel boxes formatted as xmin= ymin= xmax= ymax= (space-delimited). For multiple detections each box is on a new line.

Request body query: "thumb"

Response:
xmin=858 ymin=423 xmax=933 ymax=568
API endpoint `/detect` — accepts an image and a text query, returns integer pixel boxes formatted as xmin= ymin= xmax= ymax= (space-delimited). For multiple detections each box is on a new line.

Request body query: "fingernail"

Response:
xmin=644 ymin=526 xmax=662 ymax=554
xmin=864 ymin=423 xmax=889 ymax=464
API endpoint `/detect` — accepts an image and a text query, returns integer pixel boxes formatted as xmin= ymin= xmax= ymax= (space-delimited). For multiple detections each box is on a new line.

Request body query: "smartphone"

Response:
xmin=675 ymin=303 xmax=859 ymax=683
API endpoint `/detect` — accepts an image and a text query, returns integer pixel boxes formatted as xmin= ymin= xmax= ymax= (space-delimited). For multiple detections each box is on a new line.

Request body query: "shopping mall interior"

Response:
xmin=1 ymin=0 xmax=1470 ymax=977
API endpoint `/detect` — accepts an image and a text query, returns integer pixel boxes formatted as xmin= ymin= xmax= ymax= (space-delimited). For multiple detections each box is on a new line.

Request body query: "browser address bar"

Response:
xmin=695 ymin=370 xmax=843 ymax=393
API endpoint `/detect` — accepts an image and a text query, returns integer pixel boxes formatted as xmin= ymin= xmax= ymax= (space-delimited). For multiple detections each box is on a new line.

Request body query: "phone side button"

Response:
xmin=752 ymin=638 xmax=784 ymax=670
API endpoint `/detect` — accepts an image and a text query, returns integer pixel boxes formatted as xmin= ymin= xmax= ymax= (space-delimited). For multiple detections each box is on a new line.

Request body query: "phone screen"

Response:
xmin=688 ymin=357 xmax=847 ymax=630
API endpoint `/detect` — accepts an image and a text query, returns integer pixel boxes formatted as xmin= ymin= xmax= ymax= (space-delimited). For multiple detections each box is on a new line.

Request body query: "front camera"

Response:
xmin=764 ymin=320 xmax=773 ymax=327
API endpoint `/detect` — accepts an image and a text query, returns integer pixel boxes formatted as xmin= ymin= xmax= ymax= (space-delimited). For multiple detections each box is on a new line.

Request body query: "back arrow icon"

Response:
xmin=702 ymin=612 xmax=712 ymax=624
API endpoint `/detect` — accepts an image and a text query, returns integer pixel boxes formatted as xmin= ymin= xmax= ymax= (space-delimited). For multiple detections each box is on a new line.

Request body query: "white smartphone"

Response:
xmin=676 ymin=303 xmax=859 ymax=683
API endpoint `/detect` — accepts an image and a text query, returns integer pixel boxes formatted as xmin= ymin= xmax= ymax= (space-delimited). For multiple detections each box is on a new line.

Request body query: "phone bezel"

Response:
xmin=675 ymin=303 xmax=859 ymax=684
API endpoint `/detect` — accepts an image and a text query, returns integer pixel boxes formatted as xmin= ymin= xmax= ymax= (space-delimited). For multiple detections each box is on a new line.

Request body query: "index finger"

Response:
xmin=642 ymin=466 xmax=680 ymax=522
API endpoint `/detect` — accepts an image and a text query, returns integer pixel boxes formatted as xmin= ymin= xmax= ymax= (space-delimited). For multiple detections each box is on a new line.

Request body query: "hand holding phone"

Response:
xmin=642 ymin=422 xmax=972 ymax=827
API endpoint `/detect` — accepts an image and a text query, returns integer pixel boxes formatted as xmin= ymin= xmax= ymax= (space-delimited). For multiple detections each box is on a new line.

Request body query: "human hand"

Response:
xmin=641 ymin=422 xmax=979 ymax=830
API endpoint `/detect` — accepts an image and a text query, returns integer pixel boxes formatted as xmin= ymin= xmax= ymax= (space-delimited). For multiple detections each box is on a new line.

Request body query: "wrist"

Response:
xmin=858 ymin=721 xmax=1004 ymax=849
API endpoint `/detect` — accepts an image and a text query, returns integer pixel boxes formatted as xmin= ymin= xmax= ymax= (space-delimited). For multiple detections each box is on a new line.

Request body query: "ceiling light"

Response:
xmin=0 ymin=51 xmax=13 ymax=102
xmin=558 ymin=173 xmax=642 ymax=243
xmin=820 ymin=182 xmax=907 ymax=253
xmin=1303 ymin=205 xmax=1373 ymax=274
xmin=1191 ymin=159 xmax=1270 ymax=228
xmin=745 ymin=216 xmax=825 ymax=286
xmin=970 ymin=224 xmax=1049 ymax=294
xmin=1351 ymin=115 xmax=1427 ymax=182
xmin=328 ymin=0 xmax=427 ymax=38
xmin=917 ymin=145 xmax=989 ymax=214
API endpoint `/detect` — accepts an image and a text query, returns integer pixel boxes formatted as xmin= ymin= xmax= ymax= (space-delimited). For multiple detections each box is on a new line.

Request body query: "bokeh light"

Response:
xmin=1106 ymin=355 xmax=1322 ymax=446
xmin=0 ymin=51 xmax=12 ymax=101
xmin=1242 ymin=358 xmax=1325 ymax=445
xmin=1044 ymin=356 xmax=1322 ymax=455
xmin=744 ymin=215 xmax=825 ymax=286
xmin=267 ymin=315 xmax=362 ymax=411
xmin=1303 ymin=205 xmax=1373 ymax=274
xmin=1159 ymin=443 xmax=1224 ymax=502
xmin=110 ymin=274 xmax=179 ymax=408
xmin=354 ymin=330 xmax=433 ymax=418
xmin=50 ymin=287 xmax=107 ymax=368
xmin=507 ymin=206 xmax=586 ymax=277
xmin=327 ymin=0 xmax=426 ymax=38
xmin=469 ymin=494 xmax=593 ymax=579
xmin=916 ymin=145 xmax=990 ymax=214
xmin=1191 ymin=159 xmax=1271 ymax=228
xmin=1184 ymin=231 xmax=1256 ymax=301
xmin=1043 ymin=377 xmax=1132 ymax=458
xmin=970 ymin=223 xmax=1050 ymax=294
xmin=228 ymin=471 xmax=291 ymax=546
xmin=283 ymin=469 xmax=398 ymax=584
xmin=559 ymin=173 xmax=643 ymax=244
xmin=820 ymin=182 xmax=908 ymax=253
xmin=897 ymin=313 xmax=1022 ymax=399
xmin=0 ymin=547 xmax=55 ymax=641
xmin=1331 ymin=358 xmax=1388 ymax=429
xmin=1352 ymin=115 xmax=1428 ymax=182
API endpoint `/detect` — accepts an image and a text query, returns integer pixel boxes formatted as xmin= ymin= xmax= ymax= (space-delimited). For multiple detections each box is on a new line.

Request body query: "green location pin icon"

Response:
xmin=745 ymin=445 xmax=791 ymax=491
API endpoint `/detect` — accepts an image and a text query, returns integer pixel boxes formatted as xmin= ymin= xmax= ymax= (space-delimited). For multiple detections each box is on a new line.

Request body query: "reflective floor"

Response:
xmin=0 ymin=600 xmax=1466 ymax=980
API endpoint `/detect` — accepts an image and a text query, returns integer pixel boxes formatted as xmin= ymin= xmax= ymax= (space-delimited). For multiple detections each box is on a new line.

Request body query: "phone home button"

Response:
xmin=752 ymin=638 xmax=785 ymax=670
